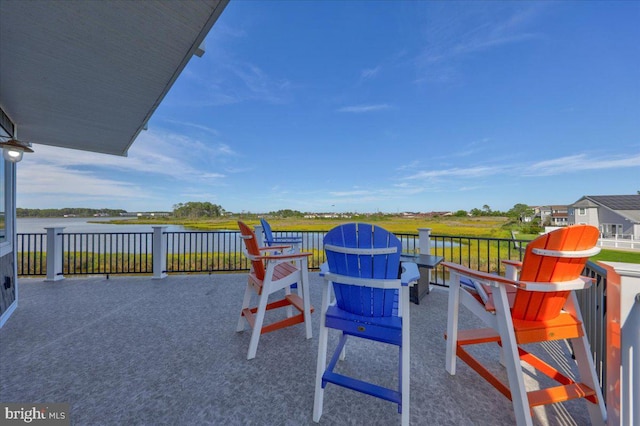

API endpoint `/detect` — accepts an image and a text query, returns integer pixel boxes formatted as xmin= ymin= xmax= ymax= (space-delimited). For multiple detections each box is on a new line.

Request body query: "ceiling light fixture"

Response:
xmin=0 ymin=138 xmax=34 ymax=163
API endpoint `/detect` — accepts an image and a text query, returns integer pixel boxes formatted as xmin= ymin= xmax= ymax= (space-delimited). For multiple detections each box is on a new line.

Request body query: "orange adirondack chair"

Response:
xmin=443 ymin=225 xmax=606 ymax=426
xmin=236 ymin=221 xmax=314 ymax=359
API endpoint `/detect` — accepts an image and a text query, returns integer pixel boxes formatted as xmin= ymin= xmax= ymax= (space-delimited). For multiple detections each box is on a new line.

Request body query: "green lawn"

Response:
xmin=107 ymin=215 xmax=517 ymax=238
xmin=591 ymin=249 xmax=640 ymax=264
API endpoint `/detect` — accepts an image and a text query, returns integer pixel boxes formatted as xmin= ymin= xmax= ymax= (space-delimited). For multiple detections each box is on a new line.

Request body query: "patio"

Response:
xmin=1 ymin=273 xmax=594 ymax=425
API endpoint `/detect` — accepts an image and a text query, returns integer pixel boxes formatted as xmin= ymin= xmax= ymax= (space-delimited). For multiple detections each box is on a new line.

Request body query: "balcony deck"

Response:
xmin=1 ymin=273 xmax=594 ymax=425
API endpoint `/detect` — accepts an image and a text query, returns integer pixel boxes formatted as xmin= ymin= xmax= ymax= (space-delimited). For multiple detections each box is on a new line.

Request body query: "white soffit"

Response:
xmin=0 ymin=0 xmax=228 ymax=156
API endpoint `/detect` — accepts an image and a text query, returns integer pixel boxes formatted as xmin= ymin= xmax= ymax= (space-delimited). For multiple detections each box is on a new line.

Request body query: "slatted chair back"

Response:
xmin=260 ymin=218 xmax=276 ymax=246
xmin=512 ymin=224 xmax=600 ymax=321
xmin=238 ymin=221 xmax=265 ymax=281
xmin=324 ymin=223 xmax=401 ymax=317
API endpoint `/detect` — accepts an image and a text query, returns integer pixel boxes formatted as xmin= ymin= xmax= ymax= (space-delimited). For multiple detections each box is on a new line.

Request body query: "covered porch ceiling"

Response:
xmin=0 ymin=0 xmax=228 ymax=156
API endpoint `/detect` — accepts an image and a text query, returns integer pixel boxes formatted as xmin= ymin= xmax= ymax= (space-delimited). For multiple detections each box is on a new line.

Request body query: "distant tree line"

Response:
xmin=267 ymin=209 xmax=304 ymax=218
xmin=17 ymin=208 xmax=126 ymax=218
xmin=454 ymin=203 xmax=542 ymax=233
xmin=17 ymin=202 xmax=539 ymax=229
xmin=138 ymin=200 xmax=539 ymax=222
xmin=462 ymin=203 xmax=535 ymax=220
xmin=171 ymin=202 xmax=226 ymax=219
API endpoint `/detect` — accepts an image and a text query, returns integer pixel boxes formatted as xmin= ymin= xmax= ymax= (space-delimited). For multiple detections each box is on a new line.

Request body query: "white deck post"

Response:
xmin=152 ymin=226 xmax=167 ymax=279
xmin=45 ymin=227 xmax=64 ymax=282
xmin=418 ymin=228 xmax=431 ymax=255
xmin=418 ymin=228 xmax=432 ymax=291
xmin=254 ymin=225 xmax=264 ymax=247
xmin=599 ymin=261 xmax=640 ymax=426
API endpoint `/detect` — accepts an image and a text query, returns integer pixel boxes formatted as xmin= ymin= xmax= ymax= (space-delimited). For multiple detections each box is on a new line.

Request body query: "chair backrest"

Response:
xmin=238 ymin=221 xmax=265 ymax=280
xmin=324 ymin=223 xmax=401 ymax=317
xmin=512 ymin=224 xmax=599 ymax=321
xmin=260 ymin=218 xmax=275 ymax=246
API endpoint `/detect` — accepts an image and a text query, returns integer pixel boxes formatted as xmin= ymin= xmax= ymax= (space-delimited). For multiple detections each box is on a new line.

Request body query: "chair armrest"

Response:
xmin=502 ymin=260 xmax=522 ymax=280
xmin=443 ymin=262 xmax=594 ymax=292
xmin=400 ymin=262 xmax=420 ymax=286
xmin=531 ymin=247 xmax=601 ymax=258
xmin=442 ymin=262 xmax=518 ymax=288
xmin=520 ymin=277 xmax=593 ymax=291
xmin=502 ymin=259 xmax=522 ymax=269
xmin=258 ymin=245 xmax=291 ymax=252
xmin=257 ymin=252 xmax=312 ymax=262
xmin=271 ymin=236 xmax=303 ymax=244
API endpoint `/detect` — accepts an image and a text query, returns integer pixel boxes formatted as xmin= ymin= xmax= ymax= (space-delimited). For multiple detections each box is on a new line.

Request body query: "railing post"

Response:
xmin=418 ymin=228 xmax=433 ymax=292
xmin=418 ymin=228 xmax=431 ymax=254
xmin=152 ymin=226 xmax=167 ymax=279
xmin=45 ymin=227 xmax=64 ymax=282
xmin=598 ymin=261 xmax=640 ymax=426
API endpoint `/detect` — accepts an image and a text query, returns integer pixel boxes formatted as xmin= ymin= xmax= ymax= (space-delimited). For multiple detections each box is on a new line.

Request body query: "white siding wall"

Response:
xmin=573 ymin=206 xmax=598 ymax=226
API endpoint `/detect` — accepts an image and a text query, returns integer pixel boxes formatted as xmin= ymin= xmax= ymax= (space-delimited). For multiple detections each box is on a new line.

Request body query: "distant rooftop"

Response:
xmin=586 ymin=194 xmax=640 ymax=210
xmin=572 ymin=194 xmax=640 ymax=223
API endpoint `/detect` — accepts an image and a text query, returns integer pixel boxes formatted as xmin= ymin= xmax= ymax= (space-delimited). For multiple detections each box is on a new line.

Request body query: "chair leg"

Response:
xmin=565 ymin=293 xmax=607 ymax=425
xmin=499 ymin=346 xmax=506 ymax=367
xmin=446 ymin=273 xmax=461 ymax=375
xmin=493 ymin=285 xmax=533 ymax=426
xmin=284 ymin=284 xmax=293 ymax=318
xmin=330 ymin=280 xmax=344 ymax=359
xmin=339 ymin=344 xmax=346 ymax=361
xmin=313 ymin=280 xmax=332 ymax=422
xmin=300 ymin=264 xmax=313 ymax=339
xmin=247 ymin=290 xmax=270 ymax=360
xmin=400 ymin=286 xmax=410 ymax=426
xmin=570 ymin=335 xmax=607 ymax=426
xmin=236 ymin=283 xmax=253 ymax=332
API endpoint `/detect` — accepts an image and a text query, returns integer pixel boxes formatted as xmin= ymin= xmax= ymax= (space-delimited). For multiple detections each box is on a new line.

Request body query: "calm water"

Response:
xmin=15 ymin=218 xmax=437 ymax=254
xmin=17 ymin=217 xmax=189 ymax=234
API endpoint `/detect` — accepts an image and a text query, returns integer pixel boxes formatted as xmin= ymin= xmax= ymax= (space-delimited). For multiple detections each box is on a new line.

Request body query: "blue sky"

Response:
xmin=17 ymin=1 xmax=640 ymax=214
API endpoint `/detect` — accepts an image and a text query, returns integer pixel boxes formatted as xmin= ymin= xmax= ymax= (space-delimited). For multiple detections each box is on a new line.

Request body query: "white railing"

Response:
xmin=596 ymin=262 xmax=640 ymax=426
xmin=598 ymin=236 xmax=640 ymax=250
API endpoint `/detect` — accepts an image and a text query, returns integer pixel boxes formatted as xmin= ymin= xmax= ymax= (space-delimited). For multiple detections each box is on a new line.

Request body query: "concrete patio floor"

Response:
xmin=1 ymin=273 xmax=595 ymax=425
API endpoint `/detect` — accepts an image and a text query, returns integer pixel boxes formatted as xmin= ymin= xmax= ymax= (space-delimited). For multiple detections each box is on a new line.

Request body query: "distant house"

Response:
xmin=521 ymin=206 xmax=539 ymax=223
xmin=568 ymin=195 xmax=640 ymax=239
xmin=539 ymin=205 xmax=569 ymax=227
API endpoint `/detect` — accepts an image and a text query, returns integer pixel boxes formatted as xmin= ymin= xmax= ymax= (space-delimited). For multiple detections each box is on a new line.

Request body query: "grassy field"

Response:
xmin=110 ymin=215 xmax=515 ymax=237
xmin=105 ymin=215 xmax=640 ymax=265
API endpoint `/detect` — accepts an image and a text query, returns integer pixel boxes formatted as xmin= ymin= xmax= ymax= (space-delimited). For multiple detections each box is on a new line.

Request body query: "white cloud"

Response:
xmin=160 ymin=119 xmax=219 ymax=136
xmin=16 ymin=128 xmax=233 ymax=208
xmin=406 ymin=166 xmax=500 ymax=180
xmin=402 ymin=152 xmax=640 ymax=183
xmin=227 ymin=62 xmax=293 ymax=104
xmin=457 ymin=186 xmax=484 ymax=192
xmin=523 ymin=153 xmax=640 ymax=176
xmin=397 ymin=160 xmax=421 ymax=171
xmin=175 ymin=42 xmax=295 ymax=107
xmin=16 ymin=163 xmax=148 ymax=209
xmin=360 ymin=66 xmax=381 ymax=81
xmin=18 ymin=164 xmax=144 ymax=199
xmin=415 ymin=4 xmax=546 ymax=83
xmin=337 ymin=104 xmax=391 ymax=113
xmin=329 ymin=190 xmax=372 ymax=197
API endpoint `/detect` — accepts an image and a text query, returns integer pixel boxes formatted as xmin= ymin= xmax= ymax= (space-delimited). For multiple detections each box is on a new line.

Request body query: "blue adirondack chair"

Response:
xmin=260 ymin=218 xmax=303 ymax=251
xmin=313 ymin=223 xmax=419 ymax=426
xmin=260 ymin=218 xmax=304 ymax=290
